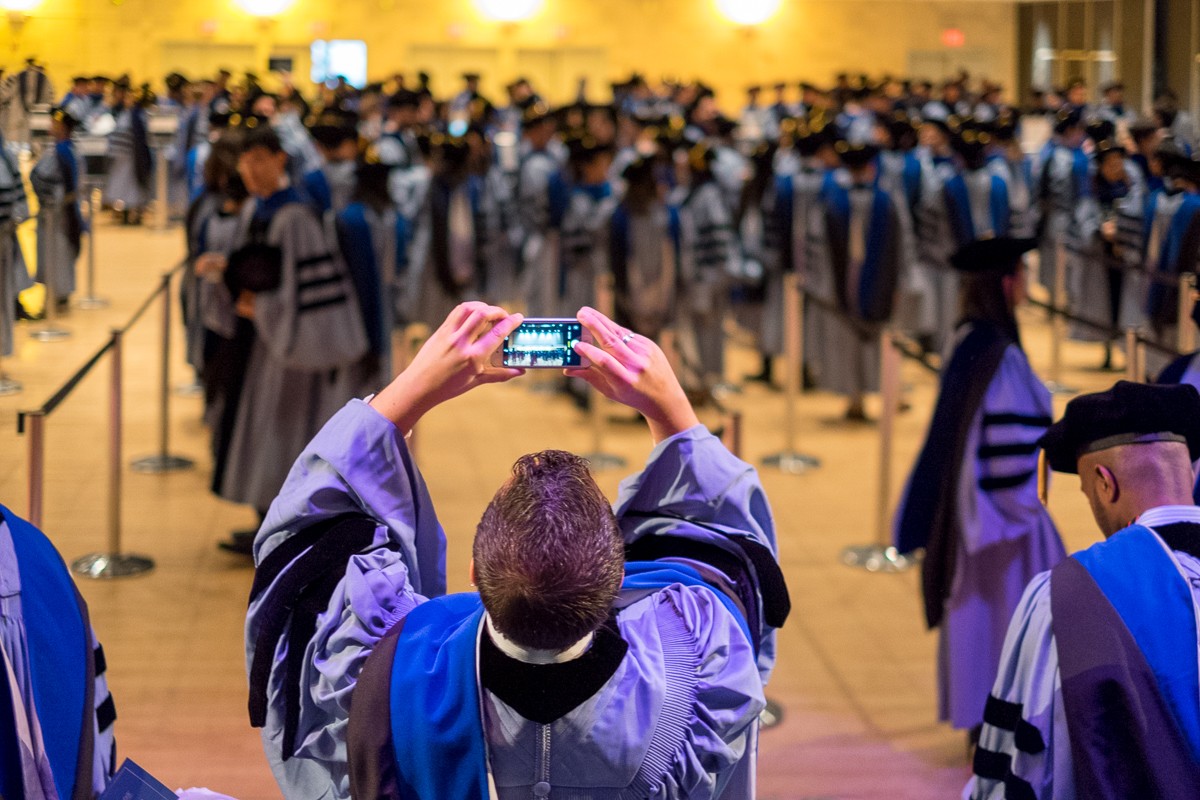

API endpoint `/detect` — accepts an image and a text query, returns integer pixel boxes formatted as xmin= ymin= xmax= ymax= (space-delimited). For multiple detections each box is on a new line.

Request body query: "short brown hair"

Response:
xmin=473 ymin=450 xmax=624 ymax=651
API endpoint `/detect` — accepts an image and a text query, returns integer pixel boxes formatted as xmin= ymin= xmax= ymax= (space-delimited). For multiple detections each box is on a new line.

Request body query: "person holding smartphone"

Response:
xmin=246 ymin=302 xmax=787 ymax=800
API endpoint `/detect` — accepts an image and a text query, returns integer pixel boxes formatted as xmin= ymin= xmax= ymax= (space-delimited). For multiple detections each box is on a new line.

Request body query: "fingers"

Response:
xmin=574 ymin=341 xmax=636 ymax=385
xmin=577 ymin=306 xmax=635 ymax=358
xmin=445 ymin=301 xmax=486 ymax=334
xmin=578 ymin=306 xmax=622 ymax=338
xmin=471 ymin=312 xmax=523 ymax=358
xmin=478 ymin=367 xmax=525 ymax=384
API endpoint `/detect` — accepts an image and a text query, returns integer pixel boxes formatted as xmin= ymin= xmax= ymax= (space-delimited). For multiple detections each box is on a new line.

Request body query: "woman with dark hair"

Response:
xmin=894 ymin=237 xmax=1064 ymax=743
xmin=184 ymin=134 xmax=247 ymax=405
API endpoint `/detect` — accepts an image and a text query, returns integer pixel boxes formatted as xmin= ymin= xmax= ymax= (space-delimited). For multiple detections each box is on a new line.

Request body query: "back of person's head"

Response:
xmin=473 ymin=450 xmax=624 ymax=651
xmin=240 ymin=125 xmax=283 ymax=156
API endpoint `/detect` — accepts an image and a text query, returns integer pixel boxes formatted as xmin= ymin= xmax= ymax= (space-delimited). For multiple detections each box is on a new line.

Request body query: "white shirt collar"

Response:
xmin=1136 ymin=505 xmax=1200 ymax=529
xmin=483 ymin=614 xmax=593 ymax=666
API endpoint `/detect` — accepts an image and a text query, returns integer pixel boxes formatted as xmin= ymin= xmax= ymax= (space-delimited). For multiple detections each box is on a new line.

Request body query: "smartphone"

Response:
xmin=492 ymin=318 xmax=592 ymax=369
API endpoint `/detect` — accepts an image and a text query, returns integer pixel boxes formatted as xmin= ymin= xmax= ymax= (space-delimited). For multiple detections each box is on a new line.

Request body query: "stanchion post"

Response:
xmin=1044 ymin=245 xmax=1076 ymax=394
xmin=1178 ymin=272 xmax=1197 ymax=354
xmin=30 ymin=204 xmax=70 ymax=342
xmin=72 ymin=330 xmax=155 ymax=579
xmin=840 ymin=330 xmax=912 ymax=573
xmin=154 ymin=146 xmax=169 ymax=231
xmin=582 ymin=272 xmax=626 ymax=471
xmin=131 ymin=272 xmax=196 ymax=473
xmin=762 ymin=273 xmax=820 ymax=474
xmin=26 ymin=411 xmax=45 ymax=528
xmin=77 ymin=182 xmax=109 ymax=309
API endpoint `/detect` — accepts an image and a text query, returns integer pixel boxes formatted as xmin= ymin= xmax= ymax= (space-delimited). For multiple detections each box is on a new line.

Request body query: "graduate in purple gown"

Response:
xmin=968 ymin=382 xmax=1200 ymax=799
xmin=245 ymin=302 xmax=786 ymax=800
xmin=894 ymin=237 xmax=1064 ymax=739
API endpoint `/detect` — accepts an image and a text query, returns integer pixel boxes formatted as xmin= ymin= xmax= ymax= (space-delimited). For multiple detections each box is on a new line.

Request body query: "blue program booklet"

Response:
xmin=99 ymin=759 xmax=176 ymax=800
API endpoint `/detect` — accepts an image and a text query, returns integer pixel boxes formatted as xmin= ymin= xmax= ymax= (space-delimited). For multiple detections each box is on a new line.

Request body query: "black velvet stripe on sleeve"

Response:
xmin=972 ymin=748 xmax=1038 ymax=800
xmin=983 ymin=695 xmax=1046 ymax=754
xmin=95 ymin=694 xmax=116 ymax=733
xmin=977 ymin=442 xmax=1040 ymax=459
xmin=981 ymin=413 xmax=1053 ymax=428
xmin=93 ymin=644 xmax=107 ymax=676
xmin=979 ymin=471 xmax=1035 ymax=491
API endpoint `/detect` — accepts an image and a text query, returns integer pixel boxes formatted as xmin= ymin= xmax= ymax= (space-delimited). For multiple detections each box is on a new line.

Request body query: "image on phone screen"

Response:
xmin=502 ymin=321 xmax=583 ymax=368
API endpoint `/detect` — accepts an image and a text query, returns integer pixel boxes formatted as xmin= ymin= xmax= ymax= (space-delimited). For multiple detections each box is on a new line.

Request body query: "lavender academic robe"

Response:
xmin=895 ymin=328 xmax=1065 ymax=730
xmin=246 ymin=402 xmax=781 ymax=800
xmin=967 ymin=511 xmax=1200 ymax=799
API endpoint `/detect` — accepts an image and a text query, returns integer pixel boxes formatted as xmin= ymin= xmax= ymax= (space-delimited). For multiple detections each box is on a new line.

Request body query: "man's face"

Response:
xmin=1068 ymin=85 xmax=1088 ymax=106
xmin=238 ymin=146 xmax=287 ymax=198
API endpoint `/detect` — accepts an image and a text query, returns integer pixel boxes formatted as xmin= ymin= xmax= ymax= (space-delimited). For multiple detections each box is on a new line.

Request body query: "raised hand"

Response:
xmin=371 ymin=302 xmax=524 ymax=432
xmin=566 ymin=306 xmax=699 ymax=443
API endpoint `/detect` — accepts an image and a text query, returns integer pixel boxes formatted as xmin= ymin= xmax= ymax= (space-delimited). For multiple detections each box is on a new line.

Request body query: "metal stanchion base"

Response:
xmin=131 ymin=454 xmax=196 ymax=473
xmin=582 ymin=451 xmax=627 ymax=470
xmin=29 ymin=325 xmax=70 ymax=342
xmin=174 ymin=380 xmax=204 ymax=398
xmin=76 ymin=294 xmax=111 ymax=310
xmin=71 ymin=552 xmax=155 ymax=579
xmin=1044 ymin=381 xmax=1078 ymax=395
xmin=762 ymin=452 xmax=822 ymax=474
xmin=0 ymin=375 xmax=20 ymax=396
xmin=760 ymin=698 xmax=785 ymax=730
xmin=840 ymin=544 xmax=914 ymax=573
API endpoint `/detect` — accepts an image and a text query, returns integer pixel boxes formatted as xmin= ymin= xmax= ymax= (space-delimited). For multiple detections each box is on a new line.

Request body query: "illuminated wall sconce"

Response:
xmin=475 ymin=0 xmax=542 ymax=23
xmin=236 ymin=0 xmax=296 ymax=18
xmin=0 ymin=0 xmax=38 ymax=41
xmin=714 ymin=0 xmax=780 ymax=27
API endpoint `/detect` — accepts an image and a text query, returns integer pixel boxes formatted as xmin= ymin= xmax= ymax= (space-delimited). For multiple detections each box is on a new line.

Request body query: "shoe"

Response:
xmin=14 ymin=302 xmax=39 ymax=321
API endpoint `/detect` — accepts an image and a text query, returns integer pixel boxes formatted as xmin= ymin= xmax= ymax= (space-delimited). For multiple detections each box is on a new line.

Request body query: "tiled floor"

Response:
xmin=0 ymin=216 xmax=1123 ymax=799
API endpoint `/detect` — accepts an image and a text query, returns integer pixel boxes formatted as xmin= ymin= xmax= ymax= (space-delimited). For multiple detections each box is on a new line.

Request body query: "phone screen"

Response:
xmin=502 ymin=320 xmax=583 ymax=368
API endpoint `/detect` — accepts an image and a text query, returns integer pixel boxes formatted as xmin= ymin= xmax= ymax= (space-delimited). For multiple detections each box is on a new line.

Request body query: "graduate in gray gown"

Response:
xmin=0 ymin=129 xmax=29 ymax=357
xmin=610 ymin=153 xmax=678 ymax=340
xmin=196 ymin=126 xmax=367 ymax=553
xmin=244 ymin=302 xmax=785 ymax=800
xmin=1064 ymin=139 xmax=1145 ymax=366
xmin=103 ymin=80 xmax=153 ymax=225
xmin=813 ymin=140 xmax=909 ymax=419
xmin=675 ymin=141 xmax=738 ymax=395
xmin=30 ymin=107 xmax=83 ymax=310
xmin=515 ymin=103 xmax=568 ymax=316
xmin=894 ymin=238 xmax=1065 ymax=739
xmin=557 ymin=137 xmax=618 ymax=317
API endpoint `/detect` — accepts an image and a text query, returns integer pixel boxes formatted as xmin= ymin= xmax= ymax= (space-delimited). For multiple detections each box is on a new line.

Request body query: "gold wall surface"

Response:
xmin=0 ymin=0 xmax=1017 ymax=106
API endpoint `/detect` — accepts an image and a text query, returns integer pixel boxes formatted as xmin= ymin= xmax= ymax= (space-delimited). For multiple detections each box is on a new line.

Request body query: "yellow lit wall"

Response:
xmin=0 ymin=0 xmax=1017 ymax=108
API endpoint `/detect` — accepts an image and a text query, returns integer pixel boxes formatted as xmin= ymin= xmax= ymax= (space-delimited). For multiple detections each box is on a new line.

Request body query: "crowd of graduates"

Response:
xmin=7 ymin=64 xmax=1200 ymax=550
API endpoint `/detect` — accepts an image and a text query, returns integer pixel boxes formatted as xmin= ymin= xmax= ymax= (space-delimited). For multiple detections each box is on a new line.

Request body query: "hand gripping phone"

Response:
xmin=491 ymin=318 xmax=593 ymax=369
